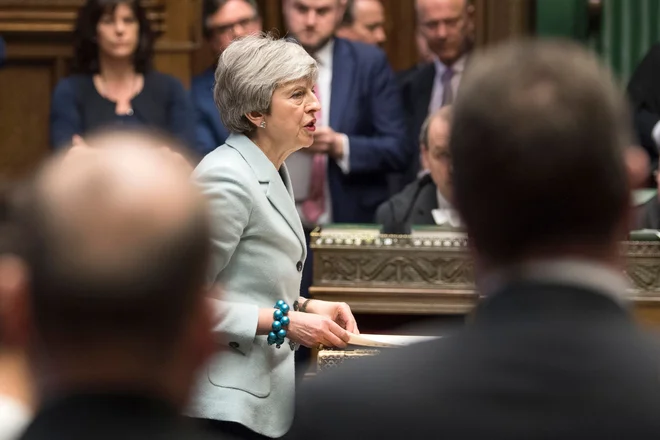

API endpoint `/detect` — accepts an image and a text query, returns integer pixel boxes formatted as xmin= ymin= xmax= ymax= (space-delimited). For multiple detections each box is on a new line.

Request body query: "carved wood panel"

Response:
xmin=0 ymin=63 xmax=52 ymax=179
xmin=0 ymin=0 xmax=166 ymax=34
xmin=310 ymin=235 xmax=660 ymax=317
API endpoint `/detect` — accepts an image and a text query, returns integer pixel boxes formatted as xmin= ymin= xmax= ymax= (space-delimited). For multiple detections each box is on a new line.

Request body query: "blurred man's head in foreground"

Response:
xmin=7 ymin=129 xmax=213 ymax=407
xmin=450 ymin=39 xmax=634 ymax=269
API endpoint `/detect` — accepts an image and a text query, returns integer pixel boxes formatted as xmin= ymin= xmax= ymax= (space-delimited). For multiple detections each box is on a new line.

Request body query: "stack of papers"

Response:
xmin=347 ymin=333 xmax=440 ymax=348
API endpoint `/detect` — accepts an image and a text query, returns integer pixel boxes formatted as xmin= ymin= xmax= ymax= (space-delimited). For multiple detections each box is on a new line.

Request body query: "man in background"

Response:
xmin=282 ymin=0 xmax=407 ymax=227
xmin=289 ymin=39 xmax=660 ymax=439
xmin=336 ymin=0 xmax=387 ymax=47
xmin=396 ymin=0 xmax=474 ymax=191
xmin=396 ymin=30 xmax=435 ymax=83
xmin=191 ymin=0 xmax=262 ymax=157
xmin=376 ymin=106 xmax=459 ymax=234
xmin=10 ymin=131 xmax=222 ymax=440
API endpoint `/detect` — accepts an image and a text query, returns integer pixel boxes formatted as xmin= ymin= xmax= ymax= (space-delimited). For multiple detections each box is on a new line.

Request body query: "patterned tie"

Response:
xmin=301 ymin=85 xmax=326 ymax=224
xmin=440 ymin=67 xmax=454 ymax=106
xmin=429 ymin=67 xmax=455 ymax=113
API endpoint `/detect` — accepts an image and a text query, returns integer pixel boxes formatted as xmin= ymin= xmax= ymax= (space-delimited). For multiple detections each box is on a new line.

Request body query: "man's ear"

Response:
xmin=420 ymin=145 xmax=431 ymax=171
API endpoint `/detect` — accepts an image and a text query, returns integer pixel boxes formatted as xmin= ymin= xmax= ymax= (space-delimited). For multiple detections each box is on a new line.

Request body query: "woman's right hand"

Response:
xmin=287 ymin=311 xmax=350 ymax=349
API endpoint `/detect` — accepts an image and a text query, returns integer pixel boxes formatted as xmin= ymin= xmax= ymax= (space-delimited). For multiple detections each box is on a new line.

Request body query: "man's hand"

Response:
xmin=307 ymin=126 xmax=344 ymax=159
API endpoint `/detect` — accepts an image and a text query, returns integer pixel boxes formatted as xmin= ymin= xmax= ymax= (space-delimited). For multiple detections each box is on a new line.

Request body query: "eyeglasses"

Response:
xmin=207 ymin=16 xmax=258 ymax=38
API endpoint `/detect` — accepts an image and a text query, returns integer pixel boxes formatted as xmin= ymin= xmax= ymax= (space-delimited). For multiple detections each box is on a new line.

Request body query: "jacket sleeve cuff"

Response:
xmin=208 ymin=298 xmax=259 ymax=356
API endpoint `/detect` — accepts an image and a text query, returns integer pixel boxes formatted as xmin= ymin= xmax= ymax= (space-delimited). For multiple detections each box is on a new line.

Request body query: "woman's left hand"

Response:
xmin=304 ymin=300 xmax=359 ymax=334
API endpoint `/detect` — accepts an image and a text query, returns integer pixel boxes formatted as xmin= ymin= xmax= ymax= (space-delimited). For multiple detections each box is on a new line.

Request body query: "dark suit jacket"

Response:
xmin=289 ymin=282 xmax=660 ymax=439
xmin=636 ymin=195 xmax=660 ymax=229
xmin=375 ymin=173 xmax=437 ymax=234
xmin=190 ymin=66 xmax=230 ymax=158
xmin=396 ymin=63 xmax=425 ymax=85
xmin=628 ymin=43 xmax=660 ymax=173
xmin=389 ymin=62 xmax=436 ymax=193
xmin=326 ymin=38 xmax=409 ymax=223
xmin=19 ymin=392 xmax=229 ymax=440
xmin=49 ymin=71 xmax=196 ymax=152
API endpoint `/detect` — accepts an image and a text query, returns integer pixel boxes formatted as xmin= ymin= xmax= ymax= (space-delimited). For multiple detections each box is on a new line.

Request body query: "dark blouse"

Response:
xmin=49 ymin=71 xmax=196 ymax=151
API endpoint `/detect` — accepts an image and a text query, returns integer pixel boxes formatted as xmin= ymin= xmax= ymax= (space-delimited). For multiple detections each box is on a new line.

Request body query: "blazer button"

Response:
xmin=229 ymin=342 xmax=240 ymax=349
xmin=296 ymin=261 xmax=303 ymax=272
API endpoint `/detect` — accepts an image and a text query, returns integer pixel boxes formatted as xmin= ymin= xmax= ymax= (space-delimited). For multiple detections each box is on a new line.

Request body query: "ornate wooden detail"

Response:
xmin=311 ymin=232 xmax=660 ymax=315
xmin=317 ymin=252 xmax=474 ymax=287
xmin=0 ymin=0 xmax=166 ymax=35
xmin=317 ymin=349 xmax=381 ymax=372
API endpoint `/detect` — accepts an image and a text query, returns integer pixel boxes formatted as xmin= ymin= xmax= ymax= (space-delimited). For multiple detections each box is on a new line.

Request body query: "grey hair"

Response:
xmin=214 ymin=33 xmax=319 ymax=134
xmin=419 ymin=105 xmax=452 ymax=149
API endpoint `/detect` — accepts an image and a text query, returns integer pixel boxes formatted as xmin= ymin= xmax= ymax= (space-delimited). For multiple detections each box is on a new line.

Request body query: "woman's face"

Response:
xmin=96 ymin=3 xmax=140 ymax=60
xmin=265 ymin=78 xmax=320 ymax=150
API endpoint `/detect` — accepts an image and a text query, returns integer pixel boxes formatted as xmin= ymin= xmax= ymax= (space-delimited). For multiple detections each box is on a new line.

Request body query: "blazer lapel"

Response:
xmin=409 ymin=183 xmax=438 ymax=226
xmin=330 ymin=39 xmax=355 ymax=129
xmin=225 ymin=135 xmax=307 ymax=253
xmin=266 ymin=164 xmax=307 ymax=253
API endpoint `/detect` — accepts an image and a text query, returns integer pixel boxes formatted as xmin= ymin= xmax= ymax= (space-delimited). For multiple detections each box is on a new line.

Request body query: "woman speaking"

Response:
xmin=189 ymin=34 xmax=359 ymax=439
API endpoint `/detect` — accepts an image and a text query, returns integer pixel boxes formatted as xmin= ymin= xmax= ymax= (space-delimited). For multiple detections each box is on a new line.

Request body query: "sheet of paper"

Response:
xmin=347 ymin=333 xmax=440 ymax=348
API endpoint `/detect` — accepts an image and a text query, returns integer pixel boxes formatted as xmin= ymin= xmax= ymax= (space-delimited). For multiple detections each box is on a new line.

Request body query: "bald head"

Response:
xmin=415 ymin=0 xmax=473 ymax=66
xmin=14 ymin=130 xmax=210 ymax=362
xmin=39 ymin=135 xmax=201 ymax=282
xmin=451 ymin=39 xmax=632 ymax=265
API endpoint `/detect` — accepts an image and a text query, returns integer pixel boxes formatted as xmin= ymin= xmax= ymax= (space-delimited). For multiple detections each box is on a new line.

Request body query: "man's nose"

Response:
xmin=375 ymin=28 xmax=386 ymax=44
xmin=233 ymin=23 xmax=249 ymax=37
xmin=436 ymin=23 xmax=448 ymax=39
xmin=305 ymin=11 xmax=318 ymax=27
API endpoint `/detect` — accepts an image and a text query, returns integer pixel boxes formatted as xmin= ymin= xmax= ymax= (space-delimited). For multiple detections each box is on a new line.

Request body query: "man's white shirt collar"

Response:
xmin=432 ymin=189 xmax=461 ymax=227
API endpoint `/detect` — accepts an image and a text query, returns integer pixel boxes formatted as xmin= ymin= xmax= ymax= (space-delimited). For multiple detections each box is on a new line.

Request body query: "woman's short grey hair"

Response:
xmin=214 ymin=33 xmax=319 ymax=134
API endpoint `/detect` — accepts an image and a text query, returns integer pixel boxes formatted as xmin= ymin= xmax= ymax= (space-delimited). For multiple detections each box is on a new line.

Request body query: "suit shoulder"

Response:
xmin=194 ymin=145 xmax=249 ymax=181
xmin=644 ymin=43 xmax=660 ymax=59
xmin=191 ymin=67 xmax=215 ymax=91
xmin=336 ymin=37 xmax=388 ymax=64
xmin=408 ymin=62 xmax=435 ymax=83
xmin=388 ymin=177 xmax=432 ymax=210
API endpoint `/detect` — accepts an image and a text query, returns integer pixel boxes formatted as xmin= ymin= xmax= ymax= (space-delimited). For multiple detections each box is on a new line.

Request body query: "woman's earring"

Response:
xmin=260 ymin=121 xmax=266 ymax=128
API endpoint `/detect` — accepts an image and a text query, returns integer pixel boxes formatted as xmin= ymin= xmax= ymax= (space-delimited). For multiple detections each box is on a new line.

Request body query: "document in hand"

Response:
xmin=347 ymin=333 xmax=440 ymax=348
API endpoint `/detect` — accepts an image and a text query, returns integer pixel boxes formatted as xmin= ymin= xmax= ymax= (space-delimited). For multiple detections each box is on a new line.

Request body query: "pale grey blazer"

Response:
xmin=187 ymin=134 xmax=307 ymax=438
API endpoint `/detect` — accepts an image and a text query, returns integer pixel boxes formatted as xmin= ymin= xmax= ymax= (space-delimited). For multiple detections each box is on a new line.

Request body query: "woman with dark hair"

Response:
xmin=49 ymin=0 xmax=195 ymax=151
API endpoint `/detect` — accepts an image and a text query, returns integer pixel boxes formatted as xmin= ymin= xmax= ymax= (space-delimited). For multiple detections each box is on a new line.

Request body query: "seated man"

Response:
xmin=375 ymin=106 xmax=459 ymax=234
xmin=628 ymin=43 xmax=660 ymax=181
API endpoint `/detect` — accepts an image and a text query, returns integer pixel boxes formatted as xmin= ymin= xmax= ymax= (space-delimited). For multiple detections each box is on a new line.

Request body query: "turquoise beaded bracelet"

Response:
xmin=267 ymin=300 xmax=291 ymax=349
